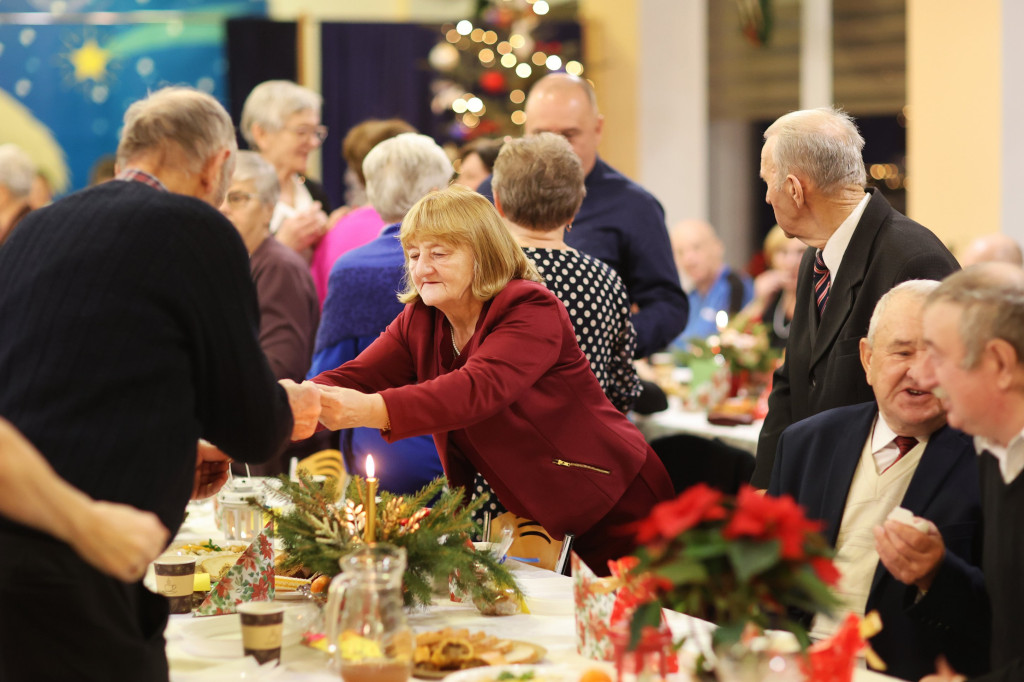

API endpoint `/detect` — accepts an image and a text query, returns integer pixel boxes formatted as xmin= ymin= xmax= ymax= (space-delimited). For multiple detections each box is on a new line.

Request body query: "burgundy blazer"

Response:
xmin=313 ymin=279 xmax=656 ymax=538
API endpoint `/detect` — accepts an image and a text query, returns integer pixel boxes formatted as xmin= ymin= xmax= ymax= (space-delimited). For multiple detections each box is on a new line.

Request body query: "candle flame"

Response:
xmin=366 ymin=454 xmax=375 ymax=480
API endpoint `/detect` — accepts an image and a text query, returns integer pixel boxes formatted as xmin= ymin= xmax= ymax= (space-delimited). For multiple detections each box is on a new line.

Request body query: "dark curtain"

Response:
xmin=225 ymin=18 xmax=298 ymax=148
xmin=320 ymin=22 xmax=438 ymax=209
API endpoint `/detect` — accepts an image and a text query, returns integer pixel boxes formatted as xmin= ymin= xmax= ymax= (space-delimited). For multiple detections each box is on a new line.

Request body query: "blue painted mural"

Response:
xmin=0 ymin=0 xmax=266 ymax=195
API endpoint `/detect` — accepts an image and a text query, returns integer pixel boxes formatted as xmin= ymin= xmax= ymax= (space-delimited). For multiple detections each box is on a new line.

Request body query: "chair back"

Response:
xmin=489 ymin=512 xmax=574 ymax=575
xmin=297 ymin=448 xmax=345 ymax=482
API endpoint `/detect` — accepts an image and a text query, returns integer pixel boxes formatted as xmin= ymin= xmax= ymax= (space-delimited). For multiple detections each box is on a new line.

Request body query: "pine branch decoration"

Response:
xmin=259 ymin=474 xmax=519 ymax=608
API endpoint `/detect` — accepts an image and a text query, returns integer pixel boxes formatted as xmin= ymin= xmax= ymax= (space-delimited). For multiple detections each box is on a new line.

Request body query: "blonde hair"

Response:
xmin=398 ymin=185 xmax=540 ymax=304
xmin=762 ymin=225 xmax=789 ymax=264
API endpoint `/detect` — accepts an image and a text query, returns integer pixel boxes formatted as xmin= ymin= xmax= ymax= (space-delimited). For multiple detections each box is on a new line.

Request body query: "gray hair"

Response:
xmin=764 ymin=107 xmax=867 ymax=195
xmin=0 ymin=144 xmax=37 ymax=199
xmin=231 ymin=151 xmax=280 ymax=207
xmin=363 ymin=133 xmax=453 ymax=223
xmin=117 ymin=86 xmax=237 ymax=174
xmin=240 ymin=80 xmax=322 ymax=149
xmin=926 ymin=264 xmax=1024 ymax=368
xmin=866 ymin=279 xmax=941 ymax=345
xmin=491 ymin=132 xmax=585 ymax=232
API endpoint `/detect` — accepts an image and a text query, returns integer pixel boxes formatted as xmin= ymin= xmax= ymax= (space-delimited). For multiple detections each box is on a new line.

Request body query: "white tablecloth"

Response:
xmin=635 ymin=397 xmax=762 ymax=454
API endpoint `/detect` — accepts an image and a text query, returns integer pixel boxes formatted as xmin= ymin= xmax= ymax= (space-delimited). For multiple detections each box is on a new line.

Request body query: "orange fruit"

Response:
xmin=579 ymin=669 xmax=613 ymax=682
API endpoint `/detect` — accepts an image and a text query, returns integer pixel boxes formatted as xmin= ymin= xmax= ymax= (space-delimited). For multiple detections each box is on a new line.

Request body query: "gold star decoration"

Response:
xmin=69 ymin=38 xmax=111 ymax=82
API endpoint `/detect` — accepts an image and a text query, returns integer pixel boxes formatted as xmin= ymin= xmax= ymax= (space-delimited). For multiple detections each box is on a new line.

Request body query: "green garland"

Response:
xmin=259 ymin=474 xmax=519 ymax=609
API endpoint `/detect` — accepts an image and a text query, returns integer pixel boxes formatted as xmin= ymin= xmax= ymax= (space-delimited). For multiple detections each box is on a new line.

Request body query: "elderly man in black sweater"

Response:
xmin=0 ymin=87 xmax=320 ymax=681
xmin=919 ymin=263 xmax=1024 ymax=682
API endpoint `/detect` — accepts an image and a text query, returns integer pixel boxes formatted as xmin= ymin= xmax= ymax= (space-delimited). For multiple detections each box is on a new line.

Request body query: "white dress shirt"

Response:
xmin=821 ymin=192 xmax=871 ymax=282
xmin=975 ymin=428 xmax=1024 ymax=484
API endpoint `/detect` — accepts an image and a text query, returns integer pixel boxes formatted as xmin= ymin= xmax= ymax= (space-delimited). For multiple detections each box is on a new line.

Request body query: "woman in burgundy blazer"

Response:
xmin=312 ymin=186 xmax=673 ymax=573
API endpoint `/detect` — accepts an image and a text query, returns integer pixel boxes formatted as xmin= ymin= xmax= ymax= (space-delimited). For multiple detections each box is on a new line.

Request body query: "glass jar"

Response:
xmin=325 ymin=544 xmax=413 ymax=682
xmin=610 ymin=625 xmax=674 ymax=682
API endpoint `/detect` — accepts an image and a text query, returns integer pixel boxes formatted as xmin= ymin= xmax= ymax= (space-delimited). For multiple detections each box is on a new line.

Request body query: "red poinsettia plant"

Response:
xmin=626 ymin=483 xmax=841 ymax=651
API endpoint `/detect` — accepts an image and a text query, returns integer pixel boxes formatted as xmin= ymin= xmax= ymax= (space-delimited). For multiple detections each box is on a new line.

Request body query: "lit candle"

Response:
xmin=364 ymin=455 xmax=377 ymax=544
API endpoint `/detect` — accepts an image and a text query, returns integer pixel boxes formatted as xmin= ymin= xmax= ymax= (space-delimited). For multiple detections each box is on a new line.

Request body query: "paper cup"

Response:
xmin=154 ymin=556 xmax=196 ymax=614
xmin=238 ymin=602 xmax=285 ymax=664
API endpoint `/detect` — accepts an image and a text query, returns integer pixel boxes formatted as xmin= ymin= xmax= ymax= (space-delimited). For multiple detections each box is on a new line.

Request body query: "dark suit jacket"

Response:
xmin=313 ymin=279 xmax=673 ymax=540
xmin=752 ymin=189 xmax=960 ymax=486
xmin=768 ymin=403 xmax=989 ymax=681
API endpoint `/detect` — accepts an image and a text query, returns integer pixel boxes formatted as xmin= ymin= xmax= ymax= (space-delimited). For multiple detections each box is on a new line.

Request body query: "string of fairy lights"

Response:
xmin=430 ymin=0 xmax=584 ymax=138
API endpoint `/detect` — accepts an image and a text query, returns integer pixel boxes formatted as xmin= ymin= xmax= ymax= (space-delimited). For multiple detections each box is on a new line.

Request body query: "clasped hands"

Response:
xmin=316 ymin=384 xmax=388 ymax=431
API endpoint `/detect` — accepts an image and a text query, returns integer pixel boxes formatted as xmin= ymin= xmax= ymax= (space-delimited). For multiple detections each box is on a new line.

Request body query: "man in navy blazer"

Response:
xmin=769 ymin=281 xmax=988 ymax=681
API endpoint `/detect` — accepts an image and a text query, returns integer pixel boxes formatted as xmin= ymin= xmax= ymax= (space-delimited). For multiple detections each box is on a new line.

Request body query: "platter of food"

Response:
xmin=413 ymin=629 xmax=547 ymax=679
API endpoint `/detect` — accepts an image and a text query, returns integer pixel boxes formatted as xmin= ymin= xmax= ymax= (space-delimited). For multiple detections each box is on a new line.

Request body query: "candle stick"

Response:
xmin=364 ymin=455 xmax=377 ymax=544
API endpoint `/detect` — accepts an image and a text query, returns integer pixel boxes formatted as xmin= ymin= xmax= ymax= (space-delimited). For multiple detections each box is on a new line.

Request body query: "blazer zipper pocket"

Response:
xmin=552 ymin=458 xmax=611 ymax=475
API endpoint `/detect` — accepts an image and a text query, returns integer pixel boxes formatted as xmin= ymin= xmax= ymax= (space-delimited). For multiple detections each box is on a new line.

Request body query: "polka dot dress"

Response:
xmin=523 ymin=247 xmax=642 ymax=412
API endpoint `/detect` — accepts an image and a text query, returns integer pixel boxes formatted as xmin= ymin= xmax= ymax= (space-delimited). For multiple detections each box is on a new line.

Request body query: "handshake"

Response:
xmin=279 ymin=379 xmax=388 ymax=440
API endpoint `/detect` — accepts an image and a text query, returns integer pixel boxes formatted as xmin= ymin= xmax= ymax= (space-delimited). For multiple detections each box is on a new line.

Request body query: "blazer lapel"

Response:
xmin=819 ymin=404 xmax=879 ymax=546
xmin=809 ymin=190 xmax=888 ymax=370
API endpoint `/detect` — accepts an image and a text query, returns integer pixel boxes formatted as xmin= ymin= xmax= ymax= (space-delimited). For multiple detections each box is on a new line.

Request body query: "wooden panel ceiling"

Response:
xmin=709 ymin=0 xmax=906 ymax=120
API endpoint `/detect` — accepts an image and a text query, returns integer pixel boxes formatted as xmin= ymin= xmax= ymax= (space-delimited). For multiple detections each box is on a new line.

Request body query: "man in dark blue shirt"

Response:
xmin=478 ymin=74 xmax=686 ymax=357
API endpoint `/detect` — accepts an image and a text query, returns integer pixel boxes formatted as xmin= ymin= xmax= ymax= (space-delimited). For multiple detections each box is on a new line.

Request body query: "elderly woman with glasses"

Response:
xmin=219 ymin=151 xmax=320 ymax=473
xmin=311 ymin=185 xmax=673 ymax=574
xmin=241 ymin=80 xmax=332 ymax=257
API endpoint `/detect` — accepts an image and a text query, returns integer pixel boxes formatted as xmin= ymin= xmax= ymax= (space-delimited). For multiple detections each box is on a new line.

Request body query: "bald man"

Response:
xmin=669 ymin=219 xmax=752 ymax=346
xmin=957 ymin=233 xmax=1023 ymax=268
xmin=478 ymin=74 xmax=686 ymax=357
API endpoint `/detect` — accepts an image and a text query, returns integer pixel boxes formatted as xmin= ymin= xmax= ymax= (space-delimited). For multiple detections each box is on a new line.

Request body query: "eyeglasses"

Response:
xmin=225 ymin=191 xmax=258 ymax=208
xmin=284 ymin=125 xmax=328 ymax=143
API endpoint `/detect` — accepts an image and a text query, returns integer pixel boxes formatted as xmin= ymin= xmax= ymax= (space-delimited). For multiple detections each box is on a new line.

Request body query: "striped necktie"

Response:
xmin=881 ymin=436 xmax=919 ymax=474
xmin=812 ymin=250 xmax=831 ymax=317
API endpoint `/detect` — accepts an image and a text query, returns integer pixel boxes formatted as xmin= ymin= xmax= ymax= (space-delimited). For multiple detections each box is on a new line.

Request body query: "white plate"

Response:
xmin=444 ymin=663 xmax=610 ymax=682
xmin=177 ymin=605 xmax=314 ymax=659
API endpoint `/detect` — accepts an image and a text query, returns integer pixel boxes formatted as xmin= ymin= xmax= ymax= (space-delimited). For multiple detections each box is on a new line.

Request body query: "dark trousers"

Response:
xmin=0 ymin=528 xmax=170 ymax=681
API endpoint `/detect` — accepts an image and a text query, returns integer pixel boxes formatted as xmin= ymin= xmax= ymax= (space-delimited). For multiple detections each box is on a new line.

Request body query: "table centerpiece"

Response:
xmin=260 ymin=473 xmax=518 ymax=609
xmin=624 ymin=483 xmax=846 ymax=679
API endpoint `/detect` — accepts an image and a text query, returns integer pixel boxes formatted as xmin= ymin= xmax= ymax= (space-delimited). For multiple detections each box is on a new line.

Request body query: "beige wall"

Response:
xmin=579 ymin=0 xmax=639 ymax=178
xmin=906 ymin=0 xmax=1001 ymax=251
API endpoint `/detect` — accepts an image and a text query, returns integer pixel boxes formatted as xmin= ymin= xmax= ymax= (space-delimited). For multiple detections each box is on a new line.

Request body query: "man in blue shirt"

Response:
xmin=477 ymin=74 xmax=686 ymax=357
xmin=669 ymin=219 xmax=753 ymax=348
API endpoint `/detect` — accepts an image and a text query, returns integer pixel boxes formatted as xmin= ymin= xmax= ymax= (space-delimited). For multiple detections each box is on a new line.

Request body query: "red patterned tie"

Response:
xmin=894 ymin=435 xmax=918 ymax=459
xmin=812 ymin=250 xmax=831 ymax=317
xmin=882 ymin=436 xmax=918 ymax=474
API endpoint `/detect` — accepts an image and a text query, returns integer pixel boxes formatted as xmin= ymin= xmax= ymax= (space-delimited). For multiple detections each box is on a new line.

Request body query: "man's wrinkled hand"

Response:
xmin=874 ymin=515 xmax=944 ymax=590
xmin=193 ymin=439 xmax=231 ymax=500
xmin=280 ymin=379 xmax=321 ymax=440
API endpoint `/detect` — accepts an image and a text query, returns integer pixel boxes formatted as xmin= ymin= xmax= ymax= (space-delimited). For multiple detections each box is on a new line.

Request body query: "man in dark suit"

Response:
xmin=769 ymin=281 xmax=988 ymax=681
xmin=751 ymin=107 xmax=960 ymax=488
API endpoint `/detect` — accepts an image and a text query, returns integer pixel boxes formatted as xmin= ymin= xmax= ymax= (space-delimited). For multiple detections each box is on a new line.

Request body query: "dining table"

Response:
xmin=162 ymin=497 xmax=899 ymax=682
xmin=634 ymin=397 xmax=762 ymax=455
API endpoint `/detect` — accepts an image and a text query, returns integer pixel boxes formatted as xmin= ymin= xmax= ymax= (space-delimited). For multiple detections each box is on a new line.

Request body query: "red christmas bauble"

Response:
xmin=479 ymin=70 xmax=506 ymax=94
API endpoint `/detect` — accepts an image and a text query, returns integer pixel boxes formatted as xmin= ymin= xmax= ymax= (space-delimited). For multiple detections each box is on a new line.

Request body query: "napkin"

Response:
xmin=195 ymin=521 xmax=276 ymax=616
xmin=572 ymin=553 xmax=618 ymax=659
